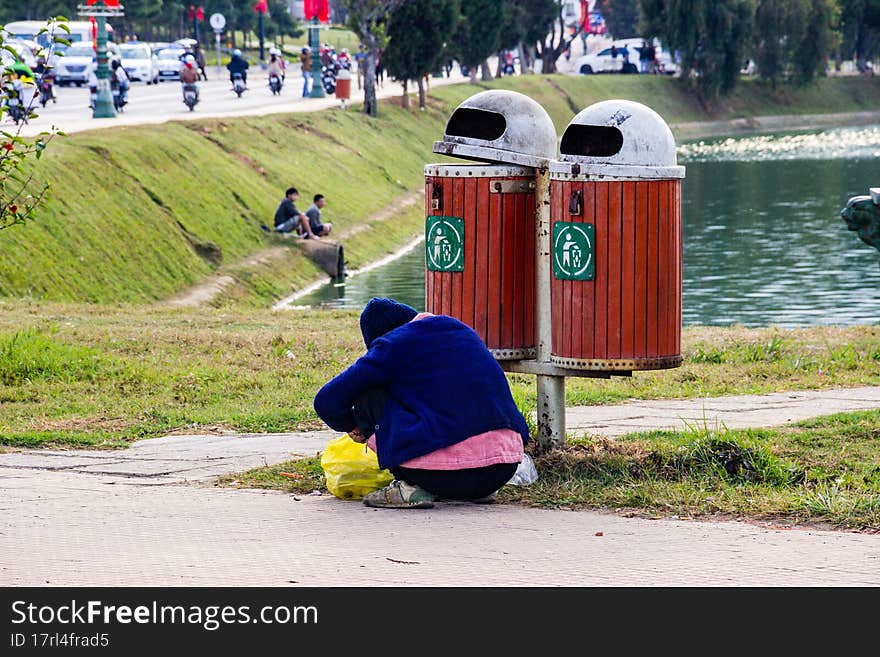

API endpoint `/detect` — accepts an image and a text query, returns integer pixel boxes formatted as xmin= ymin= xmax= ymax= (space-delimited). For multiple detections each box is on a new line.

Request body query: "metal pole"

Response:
xmin=215 ymin=30 xmax=221 ymax=73
xmin=308 ymin=17 xmax=325 ymax=98
xmin=258 ymin=12 xmax=265 ymax=63
xmin=93 ymin=14 xmax=116 ymax=119
xmin=534 ymin=167 xmax=565 ymax=449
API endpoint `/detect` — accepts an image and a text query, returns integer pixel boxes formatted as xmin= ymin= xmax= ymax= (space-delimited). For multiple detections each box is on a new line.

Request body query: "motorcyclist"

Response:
xmin=226 ymin=48 xmax=249 ymax=87
xmin=180 ymin=54 xmax=201 ymax=101
xmin=268 ymin=46 xmax=286 ymax=81
xmin=110 ymin=59 xmax=130 ymax=109
xmin=267 ymin=49 xmax=284 ymax=89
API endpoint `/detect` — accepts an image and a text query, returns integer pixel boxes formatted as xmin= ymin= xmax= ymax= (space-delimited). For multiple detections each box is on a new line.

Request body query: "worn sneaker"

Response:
xmin=363 ymin=480 xmax=435 ymax=509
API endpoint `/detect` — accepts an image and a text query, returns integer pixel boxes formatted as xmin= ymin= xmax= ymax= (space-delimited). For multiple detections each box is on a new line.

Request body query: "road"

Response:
xmin=12 ymin=66 xmax=470 ymax=137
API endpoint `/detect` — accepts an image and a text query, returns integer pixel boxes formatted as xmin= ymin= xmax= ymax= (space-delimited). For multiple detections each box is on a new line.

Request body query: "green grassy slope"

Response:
xmin=4 ymin=75 xmax=879 ymax=304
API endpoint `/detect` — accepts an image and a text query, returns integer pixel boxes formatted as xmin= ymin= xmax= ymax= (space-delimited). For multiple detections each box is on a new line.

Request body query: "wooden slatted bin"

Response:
xmin=425 ymin=89 xmax=557 ymax=361
xmin=548 ymin=100 xmax=686 ymax=371
xmin=424 ymin=165 xmax=537 ymax=360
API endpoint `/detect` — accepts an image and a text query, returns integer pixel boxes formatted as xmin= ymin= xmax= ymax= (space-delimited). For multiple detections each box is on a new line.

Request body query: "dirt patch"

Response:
xmin=28 ymin=417 xmax=135 ymax=434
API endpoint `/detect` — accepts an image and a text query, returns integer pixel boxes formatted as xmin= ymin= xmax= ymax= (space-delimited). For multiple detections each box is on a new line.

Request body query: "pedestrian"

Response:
xmin=354 ymin=44 xmax=367 ymax=89
xmin=300 ymin=46 xmax=312 ymax=97
xmin=273 ymin=187 xmax=314 ymax=239
xmin=375 ymin=48 xmax=384 ymax=87
xmin=640 ymin=40 xmax=650 ymax=73
xmin=305 ymin=194 xmax=332 ymax=237
xmin=610 ymin=44 xmax=618 ymax=60
xmin=313 ymin=297 xmax=529 ymax=509
xmin=194 ymin=43 xmax=207 ymax=81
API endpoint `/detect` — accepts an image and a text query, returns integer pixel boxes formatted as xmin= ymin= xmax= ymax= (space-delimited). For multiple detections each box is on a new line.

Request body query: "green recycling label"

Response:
xmin=552 ymin=221 xmax=594 ymax=281
xmin=425 ymin=216 xmax=464 ymax=272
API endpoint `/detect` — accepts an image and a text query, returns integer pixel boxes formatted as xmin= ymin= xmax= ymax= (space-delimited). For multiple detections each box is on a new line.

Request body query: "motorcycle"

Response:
xmin=268 ymin=72 xmax=282 ymax=95
xmin=182 ymin=82 xmax=199 ymax=111
xmin=321 ymin=63 xmax=337 ymax=94
xmin=38 ymin=73 xmax=55 ymax=107
xmin=4 ymin=95 xmax=28 ymax=125
xmin=232 ymin=72 xmax=246 ymax=98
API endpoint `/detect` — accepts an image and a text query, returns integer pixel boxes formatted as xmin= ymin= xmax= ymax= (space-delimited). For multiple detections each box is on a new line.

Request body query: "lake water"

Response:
xmin=293 ymin=125 xmax=880 ymax=327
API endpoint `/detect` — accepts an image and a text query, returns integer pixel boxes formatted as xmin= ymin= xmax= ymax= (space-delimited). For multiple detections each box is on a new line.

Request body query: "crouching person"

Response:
xmin=313 ymin=297 xmax=529 ymax=509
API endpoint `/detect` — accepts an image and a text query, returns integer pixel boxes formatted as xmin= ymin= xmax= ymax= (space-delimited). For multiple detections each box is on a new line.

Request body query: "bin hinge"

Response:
xmin=569 ymin=190 xmax=583 ymax=215
xmin=490 ymin=180 xmax=536 ymax=194
xmin=431 ymin=184 xmax=442 ymax=211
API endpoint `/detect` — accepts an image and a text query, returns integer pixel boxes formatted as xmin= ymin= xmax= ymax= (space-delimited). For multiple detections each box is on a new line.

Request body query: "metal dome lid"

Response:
xmin=552 ymin=99 xmax=685 ymax=179
xmin=433 ymin=90 xmax=557 ymax=168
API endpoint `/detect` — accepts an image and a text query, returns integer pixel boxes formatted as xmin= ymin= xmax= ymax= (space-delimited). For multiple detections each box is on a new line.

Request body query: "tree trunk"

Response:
xmin=469 ymin=66 xmax=477 ymax=84
xmin=495 ymin=51 xmax=503 ymax=77
xmin=402 ymin=79 xmax=410 ymax=109
xmin=363 ymin=49 xmax=378 ymax=117
xmin=522 ymin=43 xmax=535 ymax=73
xmin=541 ymin=49 xmax=557 ymax=74
xmin=417 ymin=76 xmax=426 ymax=111
xmin=480 ymin=59 xmax=493 ymax=81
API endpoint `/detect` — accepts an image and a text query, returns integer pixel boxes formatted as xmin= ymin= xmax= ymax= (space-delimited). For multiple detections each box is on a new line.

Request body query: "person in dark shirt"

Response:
xmin=304 ymin=194 xmax=332 ymax=237
xmin=226 ymin=49 xmax=249 ymax=86
xmin=273 ymin=187 xmax=314 ymax=238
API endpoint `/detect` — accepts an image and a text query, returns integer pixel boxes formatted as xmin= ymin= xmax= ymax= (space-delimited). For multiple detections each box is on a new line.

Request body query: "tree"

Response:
xmin=383 ymin=0 xmax=460 ymax=110
xmin=499 ymin=0 xmax=558 ymax=74
xmin=344 ymin=0 xmax=406 ymax=117
xmin=838 ymin=0 xmax=880 ymax=67
xmin=450 ymin=0 xmax=504 ymax=81
xmin=640 ymin=0 xmax=754 ymax=102
xmin=596 ymin=0 xmax=639 ymax=39
xmin=752 ymin=0 xmax=838 ymax=88
xmin=535 ymin=0 xmax=583 ymax=74
xmin=0 ymin=18 xmax=67 ymax=231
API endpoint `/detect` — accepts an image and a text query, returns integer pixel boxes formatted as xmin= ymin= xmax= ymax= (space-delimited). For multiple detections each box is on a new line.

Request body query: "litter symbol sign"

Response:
xmin=553 ymin=221 xmax=594 ymax=280
xmin=425 ymin=216 xmax=464 ymax=272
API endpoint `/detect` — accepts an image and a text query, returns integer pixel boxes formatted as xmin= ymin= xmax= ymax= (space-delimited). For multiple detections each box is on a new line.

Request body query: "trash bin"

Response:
xmin=548 ymin=99 xmax=685 ymax=371
xmin=335 ymin=68 xmax=351 ymax=108
xmin=425 ymin=90 xmax=556 ymax=359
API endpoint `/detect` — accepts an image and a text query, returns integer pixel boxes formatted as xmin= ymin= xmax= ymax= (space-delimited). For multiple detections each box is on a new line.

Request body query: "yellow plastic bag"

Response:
xmin=320 ymin=434 xmax=393 ymax=500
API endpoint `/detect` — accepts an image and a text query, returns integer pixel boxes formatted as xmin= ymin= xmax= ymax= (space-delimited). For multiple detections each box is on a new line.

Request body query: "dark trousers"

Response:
xmin=352 ymin=390 xmax=518 ymax=500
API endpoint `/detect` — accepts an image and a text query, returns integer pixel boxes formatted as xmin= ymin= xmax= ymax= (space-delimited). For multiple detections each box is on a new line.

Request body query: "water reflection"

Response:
xmin=295 ymin=125 xmax=880 ymax=326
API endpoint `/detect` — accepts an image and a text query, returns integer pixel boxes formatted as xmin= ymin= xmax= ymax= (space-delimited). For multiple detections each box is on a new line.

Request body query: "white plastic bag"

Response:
xmin=506 ymin=453 xmax=538 ymax=486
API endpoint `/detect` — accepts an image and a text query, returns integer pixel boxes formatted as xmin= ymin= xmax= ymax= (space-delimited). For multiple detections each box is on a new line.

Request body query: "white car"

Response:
xmin=0 ymin=39 xmax=37 ymax=69
xmin=156 ymin=47 xmax=185 ymax=81
xmin=119 ymin=42 xmax=159 ymax=84
xmin=55 ymin=42 xmax=121 ymax=86
xmin=574 ymin=38 xmax=679 ymax=76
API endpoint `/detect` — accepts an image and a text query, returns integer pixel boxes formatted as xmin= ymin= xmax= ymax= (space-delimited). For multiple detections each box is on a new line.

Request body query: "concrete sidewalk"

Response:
xmin=2 ymin=386 xmax=880 ymax=586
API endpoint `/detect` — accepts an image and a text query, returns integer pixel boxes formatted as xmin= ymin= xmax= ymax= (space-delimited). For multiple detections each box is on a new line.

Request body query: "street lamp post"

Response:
xmin=309 ymin=17 xmax=325 ymax=98
xmin=79 ymin=1 xmax=124 ymax=119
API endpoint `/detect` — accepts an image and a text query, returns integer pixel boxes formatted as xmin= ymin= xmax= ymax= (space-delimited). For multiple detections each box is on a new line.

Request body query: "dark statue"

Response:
xmin=840 ymin=189 xmax=880 ymax=253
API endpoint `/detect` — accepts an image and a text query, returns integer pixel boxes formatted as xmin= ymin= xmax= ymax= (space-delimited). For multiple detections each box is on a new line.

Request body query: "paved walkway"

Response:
xmin=2 ymin=387 xmax=880 ymax=586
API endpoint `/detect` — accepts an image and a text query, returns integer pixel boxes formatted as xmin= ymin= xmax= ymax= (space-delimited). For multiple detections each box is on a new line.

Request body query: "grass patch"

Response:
xmin=217 ymin=456 xmax=326 ymax=496
xmin=0 ymin=303 xmax=878 ymax=449
xmin=219 ymin=410 xmax=880 ymax=530
xmin=501 ymin=409 xmax=880 ymax=530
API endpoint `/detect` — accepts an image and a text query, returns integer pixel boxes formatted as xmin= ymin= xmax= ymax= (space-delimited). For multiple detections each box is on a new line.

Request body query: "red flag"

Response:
xmin=304 ymin=0 xmax=329 ymax=22
xmin=196 ymin=6 xmax=205 ymax=21
xmin=254 ymin=0 xmax=268 ymax=14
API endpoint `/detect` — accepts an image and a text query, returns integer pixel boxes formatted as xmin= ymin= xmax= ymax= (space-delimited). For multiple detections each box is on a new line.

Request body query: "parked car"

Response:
xmin=573 ymin=37 xmax=679 ymax=76
xmin=54 ymin=42 xmax=121 ymax=86
xmin=119 ymin=42 xmax=159 ymax=84
xmin=156 ymin=46 xmax=185 ymax=81
xmin=2 ymin=39 xmax=37 ymax=70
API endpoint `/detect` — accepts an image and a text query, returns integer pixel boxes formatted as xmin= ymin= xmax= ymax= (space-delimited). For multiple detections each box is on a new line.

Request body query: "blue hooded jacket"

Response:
xmin=313 ymin=315 xmax=530 ymax=470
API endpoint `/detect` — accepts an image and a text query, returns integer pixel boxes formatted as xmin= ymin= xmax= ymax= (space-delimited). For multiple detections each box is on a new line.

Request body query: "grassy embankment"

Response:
xmin=5 ymin=75 xmax=880 ymax=308
xmin=1 ymin=302 xmax=878 ymax=449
